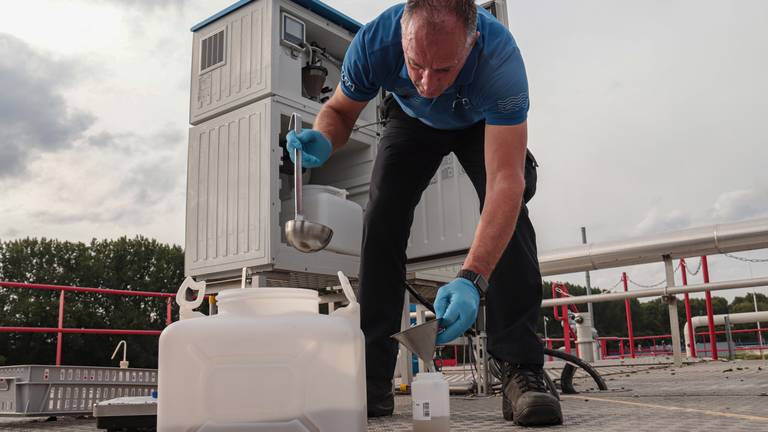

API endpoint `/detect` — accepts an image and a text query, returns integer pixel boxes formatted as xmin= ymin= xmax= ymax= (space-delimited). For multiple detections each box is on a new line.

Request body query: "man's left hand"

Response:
xmin=434 ymin=278 xmax=480 ymax=344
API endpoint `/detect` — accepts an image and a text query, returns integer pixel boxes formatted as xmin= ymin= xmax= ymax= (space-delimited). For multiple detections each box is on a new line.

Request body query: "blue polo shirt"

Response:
xmin=340 ymin=3 xmax=529 ymax=130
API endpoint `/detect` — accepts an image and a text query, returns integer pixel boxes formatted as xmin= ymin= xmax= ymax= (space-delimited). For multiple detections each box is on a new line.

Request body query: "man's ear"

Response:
xmin=467 ymin=31 xmax=480 ymax=50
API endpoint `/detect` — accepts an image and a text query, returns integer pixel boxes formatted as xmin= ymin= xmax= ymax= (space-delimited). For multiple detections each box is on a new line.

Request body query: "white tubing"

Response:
xmin=684 ymin=311 xmax=768 ymax=357
xmin=539 ymin=218 xmax=768 ymax=276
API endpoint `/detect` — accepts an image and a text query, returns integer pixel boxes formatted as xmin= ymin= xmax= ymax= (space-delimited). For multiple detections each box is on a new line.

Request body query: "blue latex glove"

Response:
xmin=434 ymin=278 xmax=480 ymax=345
xmin=286 ymin=129 xmax=332 ymax=169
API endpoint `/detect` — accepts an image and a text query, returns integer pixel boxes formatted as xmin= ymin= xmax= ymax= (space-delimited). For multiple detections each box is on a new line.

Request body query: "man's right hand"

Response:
xmin=286 ymin=129 xmax=332 ymax=169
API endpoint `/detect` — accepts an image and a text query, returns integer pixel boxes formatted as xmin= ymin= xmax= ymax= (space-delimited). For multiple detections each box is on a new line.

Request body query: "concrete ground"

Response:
xmin=2 ymin=359 xmax=767 ymax=431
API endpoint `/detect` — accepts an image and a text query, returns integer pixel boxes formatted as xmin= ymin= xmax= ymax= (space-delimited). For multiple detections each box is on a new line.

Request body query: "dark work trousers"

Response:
xmin=359 ymin=96 xmax=544 ymax=391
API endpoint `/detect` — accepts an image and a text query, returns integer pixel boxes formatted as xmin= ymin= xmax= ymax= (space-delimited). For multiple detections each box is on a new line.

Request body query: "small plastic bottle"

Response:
xmin=411 ymin=372 xmax=450 ymax=432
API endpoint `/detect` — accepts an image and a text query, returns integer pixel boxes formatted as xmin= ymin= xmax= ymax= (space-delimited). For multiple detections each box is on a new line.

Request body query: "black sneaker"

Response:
xmin=501 ymin=363 xmax=563 ymax=426
xmin=366 ymin=381 xmax=394 ymax=418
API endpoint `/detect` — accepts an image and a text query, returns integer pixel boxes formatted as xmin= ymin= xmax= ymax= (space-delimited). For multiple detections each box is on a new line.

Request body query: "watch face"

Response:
xmin=459 ymin=270 xmax=487 ymax=294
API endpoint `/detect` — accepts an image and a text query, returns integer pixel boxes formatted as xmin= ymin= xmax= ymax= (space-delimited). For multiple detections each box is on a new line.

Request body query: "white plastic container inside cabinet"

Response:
xmin=284 ymin=185 xmax=363 ymax=256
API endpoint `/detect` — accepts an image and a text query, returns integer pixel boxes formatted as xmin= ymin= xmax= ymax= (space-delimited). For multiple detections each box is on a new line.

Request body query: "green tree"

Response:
xmin=0 ymin=237 xmax=183 ymax=367
xmin=727 ymin=293 xmax=768 ymax=344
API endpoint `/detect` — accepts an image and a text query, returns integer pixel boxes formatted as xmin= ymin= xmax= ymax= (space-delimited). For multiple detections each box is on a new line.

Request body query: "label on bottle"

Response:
xmin=413 ymin=399 xmax=431 ymax=420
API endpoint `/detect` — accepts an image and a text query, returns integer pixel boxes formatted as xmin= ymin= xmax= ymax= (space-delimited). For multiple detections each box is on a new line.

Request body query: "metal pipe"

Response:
xmin=754 ymin=286 xmax=766 ymax=360
xmin=541 ymin=276 xmax=768 ymax=307
xmin=538 ymin=218 xmax=768 ymax=275
xmin=724 ymin=316 xmax=735 ymax=360
xmin=681 ymin=259 xmax=696 ymax=358
xmin=683 ymin=311 xmax=768 ymax=357
xmin=702 ymin=256 xmax=718 ymax=359
xmin=663 ymin=255 xmax=683 ymax=367
xmin=0 ymin=281 xmax=174 ymax=298
xmin=622 ymin=273 xmax=635 ymax=358
xmin=0 ymin=327 xmax=162 ymax=335
xmin=581 ymin=227 xmax=595 ymax=324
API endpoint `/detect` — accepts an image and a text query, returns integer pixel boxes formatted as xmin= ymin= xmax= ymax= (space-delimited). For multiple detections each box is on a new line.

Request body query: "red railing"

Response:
xmin=0 ymin=281 xmax=176 ymax=366
xmin=551 ymin=282 xmax=579 ymax=356
xmin=543 ymin=255 xmax=763 ymax=362
xmin=544 ymin=327 xmax=768 ymax=361
xmin=588 ymin=327 xmax=768 ymax=360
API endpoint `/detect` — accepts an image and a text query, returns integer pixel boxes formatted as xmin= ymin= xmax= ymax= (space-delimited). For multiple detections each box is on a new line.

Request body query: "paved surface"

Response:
xmin=2 ymin=360 xmax=767 ymax=431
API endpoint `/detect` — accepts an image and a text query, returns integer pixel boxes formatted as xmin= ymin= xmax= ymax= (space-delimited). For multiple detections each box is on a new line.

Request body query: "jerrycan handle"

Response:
xmin=337 ymin=271 xmax=357 ymax=304
xmin=333 ymin=271 xmax=360 ymax=328
xmin=176 ymin=277 xmax=207 ymax=320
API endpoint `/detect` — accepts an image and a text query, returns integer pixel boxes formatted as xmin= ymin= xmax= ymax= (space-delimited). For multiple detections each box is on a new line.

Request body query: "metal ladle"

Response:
xmin=285 ymin=113 xmax=334 ymax=253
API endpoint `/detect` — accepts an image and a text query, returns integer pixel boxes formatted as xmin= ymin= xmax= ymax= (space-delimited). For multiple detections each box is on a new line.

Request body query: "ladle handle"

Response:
xmin=290 ymin=113 xmax=304 ymax=220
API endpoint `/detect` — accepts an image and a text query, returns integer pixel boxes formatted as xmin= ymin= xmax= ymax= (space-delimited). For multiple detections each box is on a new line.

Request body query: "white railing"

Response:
xmin=538 ymin=217 xmax=768 ymax=366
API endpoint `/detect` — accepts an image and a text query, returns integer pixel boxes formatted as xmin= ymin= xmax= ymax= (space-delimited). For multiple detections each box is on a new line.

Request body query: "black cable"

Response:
xmin=404 ymin=281 xmax=435 ymax=313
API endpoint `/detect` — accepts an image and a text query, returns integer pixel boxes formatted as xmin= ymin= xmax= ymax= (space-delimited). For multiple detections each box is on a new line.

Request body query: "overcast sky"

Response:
xmin=1 ymin=0 xmax=767 ymax=301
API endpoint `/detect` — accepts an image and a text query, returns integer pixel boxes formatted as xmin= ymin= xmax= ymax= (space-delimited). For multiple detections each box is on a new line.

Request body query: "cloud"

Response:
xmin=711 ymin=188 xmax=768 ymax=221
xmin=1 ymin=228 xmax=21 ymax=239
xmin=630 ymin=187 xmax=768 ymax=238
xmin=28 ymin=128 xmax=186 ymax=227
xmin=0 ymin=33 xmax=95 ymax=178
xmin=633 ymin=208 xmax=692 ymax=236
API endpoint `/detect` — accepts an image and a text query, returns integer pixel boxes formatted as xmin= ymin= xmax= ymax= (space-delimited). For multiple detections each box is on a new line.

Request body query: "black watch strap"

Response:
xmin=457 ymin=269 xmax=488 ymax=298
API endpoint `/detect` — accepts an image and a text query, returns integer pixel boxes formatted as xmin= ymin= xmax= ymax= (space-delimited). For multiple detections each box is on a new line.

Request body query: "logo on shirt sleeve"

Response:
xmin=497 ymin=91 xmax=529 ymax=113
xmin=340 ymin=68 xmax=356 ymax=92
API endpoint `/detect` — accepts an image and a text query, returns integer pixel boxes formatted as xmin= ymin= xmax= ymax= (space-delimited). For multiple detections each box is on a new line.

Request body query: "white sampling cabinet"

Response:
xmin=185 ymin=0 xmax=515 ymax=285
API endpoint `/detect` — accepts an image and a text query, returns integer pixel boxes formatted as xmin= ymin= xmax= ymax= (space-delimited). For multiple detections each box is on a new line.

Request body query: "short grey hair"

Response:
xmin=401 ymin=0 xmax=478 ymax=44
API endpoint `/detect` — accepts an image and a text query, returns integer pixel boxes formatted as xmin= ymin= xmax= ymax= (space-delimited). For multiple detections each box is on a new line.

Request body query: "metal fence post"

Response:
xmin=702 ymin=256 xmax=718 ymax=360
xmin=56 ymin=290 xmax=65 ymax=366
xmin=622 ymin=272 xmax=636 ymax=358
xmin=724 ymin=316 xmax=735 ymax=360
xmin=681 ymin=259 xmax=696 ymax=358
xmin=663 ymin=255 xmax=683 ymax=367
xmin=166 ymin=297 xmax=173 ymax=325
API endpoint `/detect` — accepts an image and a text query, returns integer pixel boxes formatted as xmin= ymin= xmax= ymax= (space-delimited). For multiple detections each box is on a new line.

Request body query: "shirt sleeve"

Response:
xmin=480 ymin=47 xmax=530 ymax=126
xmin=340 ymin=28 xmax=381 ymax=102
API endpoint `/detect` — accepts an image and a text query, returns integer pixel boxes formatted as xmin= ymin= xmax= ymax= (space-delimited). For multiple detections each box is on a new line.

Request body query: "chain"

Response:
xmin=627 ymin=276 xmax=668 ymax=289
xmin=626 ymin=261 xmax=682 ymax=289
xmin=612 ymin=278 xmax=623 ymax=289
xmin=724 ymin=252 xmax=768 ymax=263
xmin=683 ymin=258 xmax=702 ymax=276
xmin=607 ymin=278 xmax=624 ymax=292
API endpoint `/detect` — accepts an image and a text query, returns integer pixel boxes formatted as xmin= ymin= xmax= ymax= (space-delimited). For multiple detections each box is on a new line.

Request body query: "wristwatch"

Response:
xmin=457 ymin=269 xmax=488 ymax=299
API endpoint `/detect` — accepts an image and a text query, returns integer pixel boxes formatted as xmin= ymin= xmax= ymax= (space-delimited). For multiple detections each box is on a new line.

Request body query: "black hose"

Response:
xmin=404 ymin=281 xmax=435 ymax=314
xmin=543 ymin=348 xmax=608 ymax=393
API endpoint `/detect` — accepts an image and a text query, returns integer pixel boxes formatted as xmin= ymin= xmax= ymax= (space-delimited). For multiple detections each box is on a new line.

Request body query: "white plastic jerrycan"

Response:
xmin=157 ymin=273 xmax=366 ymax=432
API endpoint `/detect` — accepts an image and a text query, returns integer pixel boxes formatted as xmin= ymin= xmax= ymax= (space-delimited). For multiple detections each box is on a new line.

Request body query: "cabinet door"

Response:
xmin=186 ymin=100 xmax=273 ymax=277
xmin=190 ymin=0 xmax=271 ymax=125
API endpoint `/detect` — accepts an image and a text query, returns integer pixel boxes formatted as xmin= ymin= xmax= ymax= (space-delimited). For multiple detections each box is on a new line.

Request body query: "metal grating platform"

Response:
xmin=1 ymin=360 xmax=766 ymax=431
